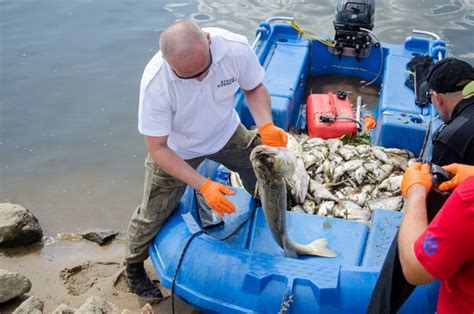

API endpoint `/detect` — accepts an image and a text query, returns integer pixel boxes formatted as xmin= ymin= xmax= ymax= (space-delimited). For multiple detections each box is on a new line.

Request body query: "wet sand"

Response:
xmin=0 ymin=237 xmax=199 ymax=313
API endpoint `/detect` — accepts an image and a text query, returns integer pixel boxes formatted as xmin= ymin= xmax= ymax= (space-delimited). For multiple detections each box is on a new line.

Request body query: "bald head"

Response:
xmin=160 ymin=21 xmax=212 ymax=80
xmin=160 ymin=21 xmax=208 ymax=60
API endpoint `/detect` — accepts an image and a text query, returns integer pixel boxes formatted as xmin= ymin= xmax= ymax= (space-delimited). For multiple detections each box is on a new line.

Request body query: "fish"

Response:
xmin=277 ymin=134 xmax=414 ymax=223
xmin=250 ymin=145 xmax=337 ymax=258
xmin=367 ymin=196 xmax=403 ymax=211
xmin=286 ymin=158 xmax=310 ymax=204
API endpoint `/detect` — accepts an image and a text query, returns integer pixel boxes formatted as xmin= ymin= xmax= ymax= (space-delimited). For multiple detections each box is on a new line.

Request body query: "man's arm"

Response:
xmin=243 ymin=82 xmax=273 ymax=127
xmin=243 ymin=82 xmax=288 ymax=147
xmin=144 ymin=135 xmax=206 ymax=190
xmin=398 ymin=184 xmax=436 ymax=285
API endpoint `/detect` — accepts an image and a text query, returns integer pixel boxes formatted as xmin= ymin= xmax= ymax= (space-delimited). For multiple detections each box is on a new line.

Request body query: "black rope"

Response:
xmin=171 ymin=205 xmax=258 ymax=313
xmin=171 ymin=229 xmax=207 ymax=314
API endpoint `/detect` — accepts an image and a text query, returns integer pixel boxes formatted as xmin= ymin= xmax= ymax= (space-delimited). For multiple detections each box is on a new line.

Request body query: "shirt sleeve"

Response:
xmin=237 ymin=44 xmax=265 ymax=91
xmin=138 ymin=84 xmax=172 ymax=137
xmin=414 ymin=180 xmax=474 ymax=280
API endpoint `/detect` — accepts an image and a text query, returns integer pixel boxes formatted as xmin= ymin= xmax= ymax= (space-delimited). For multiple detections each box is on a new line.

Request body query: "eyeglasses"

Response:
xmin=172 ymin=49 xmax=213 ymax=80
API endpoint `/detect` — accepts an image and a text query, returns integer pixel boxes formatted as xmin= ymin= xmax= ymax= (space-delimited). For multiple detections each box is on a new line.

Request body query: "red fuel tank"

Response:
xmin=307 ymin=92 xmax=358 ymax=139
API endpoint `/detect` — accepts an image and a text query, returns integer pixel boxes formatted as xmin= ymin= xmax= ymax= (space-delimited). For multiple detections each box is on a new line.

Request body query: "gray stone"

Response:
xmin=80 ymin=230 xmax=119 ymax=246
xmin=0 ymin=203 xmax=43 ymax=247
xmin=0 ymin=269 xmax=32 ymax=303
xmin=12 ymin=295 xmax=43 ymax=314
xmin=76 ymin=296 xmax=118 ymax=314
xmin=52 ymin=303 xmax=76 ymax=314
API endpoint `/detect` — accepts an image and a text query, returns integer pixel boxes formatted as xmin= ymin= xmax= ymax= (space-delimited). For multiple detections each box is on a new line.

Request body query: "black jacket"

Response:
xmin=431 ymin=97 xmax=474 ymax=166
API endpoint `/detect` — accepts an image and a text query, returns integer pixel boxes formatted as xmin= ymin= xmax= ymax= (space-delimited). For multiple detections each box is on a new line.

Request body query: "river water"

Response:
xmin=1 ymin=0 xmax=473 ymax=235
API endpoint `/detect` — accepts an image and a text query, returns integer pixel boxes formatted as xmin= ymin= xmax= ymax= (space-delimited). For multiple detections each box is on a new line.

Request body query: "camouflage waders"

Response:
xmin=125 ymin=123 xmax=260 ymax=263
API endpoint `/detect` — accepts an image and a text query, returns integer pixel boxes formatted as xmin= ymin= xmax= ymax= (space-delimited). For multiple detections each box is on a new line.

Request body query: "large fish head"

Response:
xmin=250 ymin=145 xmax=296 ymax=183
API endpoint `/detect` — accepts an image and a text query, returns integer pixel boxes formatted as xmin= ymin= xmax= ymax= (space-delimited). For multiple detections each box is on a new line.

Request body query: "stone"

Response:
xmin=13 ymin=295 xmax=43 ymax=314
xmin=81 ymin=230 xmax=119 ymax=245
xmin=76 ymin=295 xmax=119 ymax=314
xmin=0 ymin=203 xmax=43 ymax=247
xmin=52 ymin=303 xmax=76 ymax=314
xmin=0 ymin=269 xmax=32 ymax=303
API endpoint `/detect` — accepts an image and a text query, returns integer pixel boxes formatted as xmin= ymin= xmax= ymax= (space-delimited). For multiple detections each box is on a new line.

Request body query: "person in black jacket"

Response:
xmin=367 ymin=57 xmax=474 ymax=313
xmin=427 ymin=58 xmax=474 ymax=166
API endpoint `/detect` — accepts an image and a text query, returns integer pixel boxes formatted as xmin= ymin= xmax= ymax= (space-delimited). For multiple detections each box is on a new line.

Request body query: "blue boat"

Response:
xmin=149 ymin=15 xmax=446 ymax=313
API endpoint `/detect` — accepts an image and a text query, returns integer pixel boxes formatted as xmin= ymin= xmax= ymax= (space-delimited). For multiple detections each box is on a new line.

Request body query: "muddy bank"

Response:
xmin=0 ymin=237 xmax=199 ymax=313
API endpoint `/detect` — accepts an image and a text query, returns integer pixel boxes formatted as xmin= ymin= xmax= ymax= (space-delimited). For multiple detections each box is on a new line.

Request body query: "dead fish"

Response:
xmin=389 ymin=155 xmax=409 ymax=171
xmin=302 ymin=152 xmax=318 ymax=169
xmin=342 ymin=159 xmax=365 ymax=172
xmin=308 ymin=180 xmax=340 ymax=203
xmin=286 ymin=133 xmax=303 ymax=158
xmin=379 ymin=175 xmax=403 ymax=192
xmin=302 ymin=199 xmax=317 ymax=214
xmin=353 ymin=166 xmax=368 ymax=184
xmin=342 ymin=200 xmax=371 ymax=221
xmin=383 ymin=147 xmax=414 ymax=159
xmin=355 ymin=144 xmax=371 ymax=155
xmin=332 ymin=164 xmax=345 ymax=182
xmin=286 ymin=158 xmax=310 ymax=204
xmin=302 ymin=137 xmax=326 ymax=150
xmin=250 ymin=145 xmax=337 ymax=258
xmin=326 ymin=138 xmax=342 ymax=154
xmin=371 ymin=147 xmax=390 ymax=164
xmin=337 ymin=146 xmax=357 ymax=160
xmin=291 ymin=205 xmax=305 ymax=213
xmin=367 ymin=196 xmax=403 ymax=211
xmin=317 ymin=201 xmax=335 ymax=216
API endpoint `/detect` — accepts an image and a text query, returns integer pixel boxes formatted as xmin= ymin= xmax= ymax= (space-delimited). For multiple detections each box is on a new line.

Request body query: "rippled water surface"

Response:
xmin=1 ymin=0 xmax=473 ymax=234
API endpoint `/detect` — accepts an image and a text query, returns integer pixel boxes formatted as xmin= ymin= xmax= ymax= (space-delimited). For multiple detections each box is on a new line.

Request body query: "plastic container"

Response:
xmin=307 ymin=92 xmax=358 ymax=139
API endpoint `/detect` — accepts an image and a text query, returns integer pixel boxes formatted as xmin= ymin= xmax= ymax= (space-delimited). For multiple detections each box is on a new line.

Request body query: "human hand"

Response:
xmin=199 ymin=178 xmax=236 ymax=216
xmin=438 ymin=163 xmax=474 ymax=191
xmin=258 ymin=122 xmax=288 ymax=147
xmin=401 ymin=163 xmax=432 ymax=197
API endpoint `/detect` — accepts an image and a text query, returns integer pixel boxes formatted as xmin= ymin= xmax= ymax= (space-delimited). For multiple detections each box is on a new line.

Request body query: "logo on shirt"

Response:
xmin=217 ymin=77 xmax=237 ymax=88
xmin=423 ymin=233 xmax=438 ymax=256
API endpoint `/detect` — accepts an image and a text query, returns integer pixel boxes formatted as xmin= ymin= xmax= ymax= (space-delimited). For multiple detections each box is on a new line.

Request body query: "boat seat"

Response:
xmin=373 ymin=53 xmax=431 ymax=155
xmin=243 ymin=208 xmax=369 ymax=309
xmin=379 ymin=54 xmax=426 ymax=115
xmin=361 ymin=209 xmax=402 ymax=267
xmin=262 ymin=40 xmax=310 ymax=130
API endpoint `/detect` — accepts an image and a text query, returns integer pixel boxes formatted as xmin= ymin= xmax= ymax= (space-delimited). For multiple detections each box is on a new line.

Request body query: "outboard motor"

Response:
xmin=333 ymin=0 xmax=377 ymax=58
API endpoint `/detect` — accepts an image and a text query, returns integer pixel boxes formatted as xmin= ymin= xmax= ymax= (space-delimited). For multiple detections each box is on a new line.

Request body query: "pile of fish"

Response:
xmin=284 ymin=133 xmax=416 ymax=222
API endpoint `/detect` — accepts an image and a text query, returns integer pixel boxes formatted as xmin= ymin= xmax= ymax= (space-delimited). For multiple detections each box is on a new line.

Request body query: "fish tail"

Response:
xmin=288 ymin=237 xmax=337 ymax=258
xmin=307 ymin=238 xmax=337 ymax=257
xmin=283 ymin=247 xmax=298 ymax=258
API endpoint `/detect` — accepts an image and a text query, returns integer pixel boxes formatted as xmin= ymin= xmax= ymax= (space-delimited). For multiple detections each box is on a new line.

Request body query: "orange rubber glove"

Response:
xmin=258 ymin=122 xmax=288 ymax=147
xmin=199 ymin=178 xmax=236 ymax=217
xmin=401 ymin=163 xmax=432 ymax=197
xmin=438 ymin=163 xmax=474 ymax=191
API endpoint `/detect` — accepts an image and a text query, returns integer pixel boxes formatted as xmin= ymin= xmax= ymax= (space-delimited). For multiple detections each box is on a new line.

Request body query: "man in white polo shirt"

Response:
xmin=125 ymin=20 xmax=287 ymax=301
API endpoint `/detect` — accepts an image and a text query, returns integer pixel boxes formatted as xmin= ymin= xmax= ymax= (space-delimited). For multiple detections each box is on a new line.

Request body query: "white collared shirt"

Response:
xmin=138 ymin=27 xmax=265 ymax=160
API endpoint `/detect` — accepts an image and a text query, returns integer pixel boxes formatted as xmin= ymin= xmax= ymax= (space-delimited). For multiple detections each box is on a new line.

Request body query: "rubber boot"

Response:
xmin=125 ymin=262 xmax=164 ymax=302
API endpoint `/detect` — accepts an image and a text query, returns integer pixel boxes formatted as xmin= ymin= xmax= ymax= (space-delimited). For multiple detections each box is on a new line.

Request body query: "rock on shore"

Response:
xmin=12 ymin=296 xmax=44 ymax=314
xmin=0 ymin=203 xmax=43 ymax=247
xmin=0 ymin=269 xmax=32 ymax=303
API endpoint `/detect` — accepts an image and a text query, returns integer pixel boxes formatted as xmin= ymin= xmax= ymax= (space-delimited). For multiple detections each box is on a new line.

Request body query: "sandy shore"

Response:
xmin=0 ymin=236 xmax=199 ymax=313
